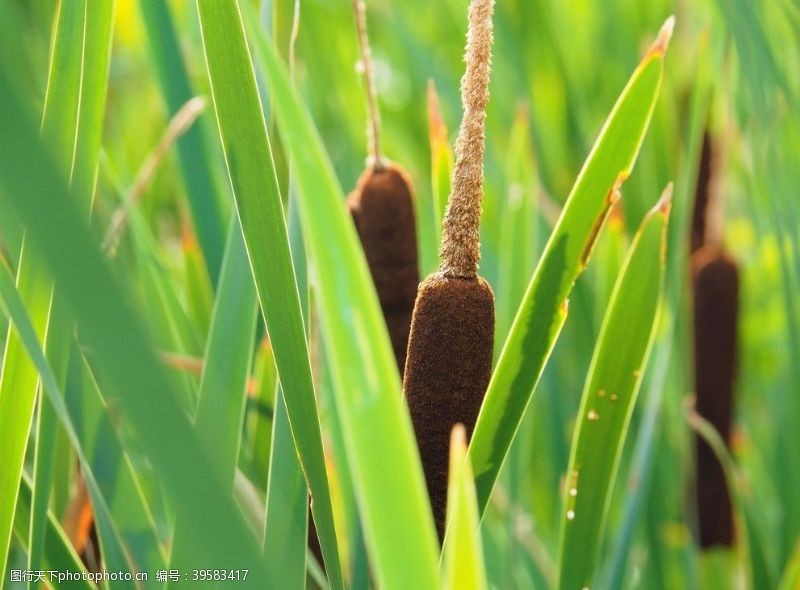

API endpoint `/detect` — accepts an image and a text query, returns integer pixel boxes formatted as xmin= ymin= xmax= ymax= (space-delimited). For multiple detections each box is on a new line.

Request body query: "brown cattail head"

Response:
xmin=403 ymin=0 xmax=495 ymax=542
xmin=348 ymin=165 xmax=420 ymax=370
xmin=439 ymin=0 xmax=494 ymax=279
xmin=403 ymin=275 xmax=494 ymax=539
xmin=692 ymin=245 xmax=740 ymax=548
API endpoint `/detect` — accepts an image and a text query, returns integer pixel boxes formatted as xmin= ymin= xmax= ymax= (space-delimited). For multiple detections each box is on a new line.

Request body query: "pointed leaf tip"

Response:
xmin=450 ymin=423 xmax=467 ymax=459
xmin=427 ymin=79 xmax=448 ymax=144
xmin=653 ymin=182 xmax=673 ymax=216
xmin=646 ymin=15 xmax=675 ymax=59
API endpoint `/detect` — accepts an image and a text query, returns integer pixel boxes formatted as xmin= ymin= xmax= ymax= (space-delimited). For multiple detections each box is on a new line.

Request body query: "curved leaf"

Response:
xmin=242 ymin=4 xmax=440 ymax=587
xmin=195 ymin=1 xmax=344 ymax=587
xmin=0 ymin=70 xmax=267 ymax=585
xmin=0 ymin=0 xmax=89 ymax=575
xmin=468 ymin=18 xmax=674 ymax=512
xmin=556 ymin=189 xmax=670 ymax=590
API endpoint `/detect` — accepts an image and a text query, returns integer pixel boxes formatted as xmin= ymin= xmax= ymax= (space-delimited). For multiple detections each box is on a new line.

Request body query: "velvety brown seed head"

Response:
xmin=348 ymin=165 xmax=420 ymax=370
xmin=403 ymin=274 xmax=494 ymax=540
xmin=692 ymin=245 xmax=739 ymax=548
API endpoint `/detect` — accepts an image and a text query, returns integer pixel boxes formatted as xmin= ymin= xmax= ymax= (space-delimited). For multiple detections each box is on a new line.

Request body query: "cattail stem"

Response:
xmin=439 ymin=0 xmax=494 ymax=278
xmin=347 ymin=2 xmax=419 ymax=373
xmin=353 ymin=0 xmax=384 ymax=170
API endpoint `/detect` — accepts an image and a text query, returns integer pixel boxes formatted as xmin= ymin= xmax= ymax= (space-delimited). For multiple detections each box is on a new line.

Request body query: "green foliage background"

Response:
xmin=0 ymin=0 xmax=798 ymax=588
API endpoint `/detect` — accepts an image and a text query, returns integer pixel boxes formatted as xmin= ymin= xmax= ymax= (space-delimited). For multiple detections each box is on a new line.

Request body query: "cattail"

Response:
xmin=403 ymin=0 xmax=495 ymax=541
xmin=311 ymin=1 xmax=422 ymax=574
xmin=692 ymin=246 xmax=739 ymax=547
xmin=690 ymin=131 xmax=739 ymax=548
xmin=689 ymin=130 xmax=715 ymax=253
xmin=346 ymin=0 xmax=419 ymax=372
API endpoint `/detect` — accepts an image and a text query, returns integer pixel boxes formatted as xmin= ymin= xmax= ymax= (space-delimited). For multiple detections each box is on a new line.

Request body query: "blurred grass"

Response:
xmin=0 ymin=71 xmax=268 ymax=583
xmin=13 ymin=475 xmax=94 ymax=590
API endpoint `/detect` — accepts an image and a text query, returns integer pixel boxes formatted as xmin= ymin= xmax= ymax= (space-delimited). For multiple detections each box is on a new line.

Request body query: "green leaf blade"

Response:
xmin=195 ymin=1 xmax=343 ymax=587
xmin=441 ymin=425 xmax=488 ymax=590
xmin=0 ymin=71 xmax=267 ymax=586
xmin=556 ymin=193 xmax=670 ymax=590
xmin=140 ymin=0 xmax=227 ymax=282
xmin=469 ymin=30 xmax=671 ymax=512
xmin=242 ymin=4 xmax=440 ymax=587
xmin=29 ymin=1 xmax=115 ymax=576
xmin=14 ymin=474 xmax=97 ymax=590
xmin=0 ymin=0 xmax=92 ymax=574
xmin=263 ymin=389 xmax=308 ymax=588
xmin=0 ymin=253 xmax=52 ymax=577
xmin=170 ymin=216 xmax=259 ymax=582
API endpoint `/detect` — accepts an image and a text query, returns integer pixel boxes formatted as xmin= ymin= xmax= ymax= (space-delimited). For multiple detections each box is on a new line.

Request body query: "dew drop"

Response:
xmin=597 ymin=389 xmax=606 ymax=397
xmin=567 ymin=510 xmax=575 ymax=521
xmin=588 ymin=410 xmax=599 ymax=421
xmin=569 ymin=487 xmax=577 ymax=497
xmin=610 ymin=393 xmax=618 ymax=401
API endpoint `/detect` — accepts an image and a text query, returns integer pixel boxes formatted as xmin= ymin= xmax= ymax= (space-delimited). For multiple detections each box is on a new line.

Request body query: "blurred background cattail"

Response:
xmin=690 ymin=128 xmax=739 ymax=549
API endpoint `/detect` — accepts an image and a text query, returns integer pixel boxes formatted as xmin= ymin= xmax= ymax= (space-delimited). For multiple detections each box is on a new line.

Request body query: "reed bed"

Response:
xmin=0 ymin=1 xmax=797 ymax=589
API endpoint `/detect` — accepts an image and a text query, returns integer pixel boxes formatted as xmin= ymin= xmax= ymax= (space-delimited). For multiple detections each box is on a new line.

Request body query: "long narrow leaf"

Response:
xmin=469 ymin=18 xmax=674 ymax=512
xmin=0 ymin=263 xmax=144 ymax=590
xmin=195 ymin=1 xmax=343 ymax=587
xmin=0 ymin=71 xmax=267 ymax=585
xmin=243 ymin=5 xmax=440 ymax=587
xmin=441 ymin=425 xmax=488 ymax=590
xmin=139 ymin=0 xmax=227 ymax=282
xmin=30 ymin=1 xmax=116 ymax=577
xmin=496 ymin=106 xmax=539 ymax=345
xmin=556 ymin=189 xmax=671 ymax=590
xmin=600 ymin=47 xmax=715 ymax=586
xmin=68 ymin=352 xmax=167 ymax=586
xmin=263 ymin=389 xmax=308 ymax=587
xmin=262 ymin=42 xmax=311 ymax=582
xmin=687 ymin=407 xmax=774 ymax=590
xmin=0 ymin=0 xmax=87 ymax=575
xmin=14 ymin=474 xmax=96 ymax=590
xmin=169 ymin=215 xmax=259 ymax=581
